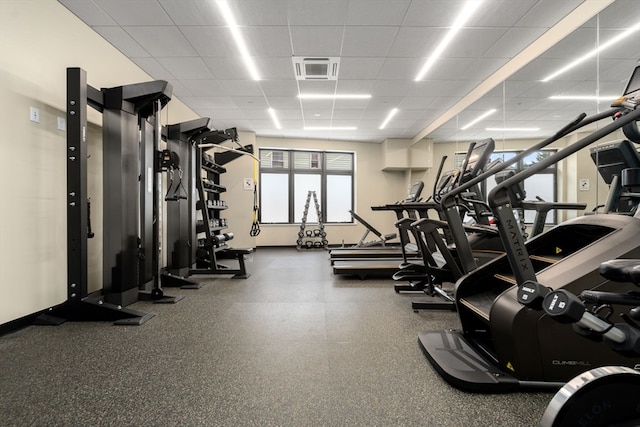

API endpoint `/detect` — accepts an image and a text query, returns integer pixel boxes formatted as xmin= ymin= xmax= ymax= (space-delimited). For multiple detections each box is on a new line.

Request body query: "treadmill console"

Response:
xmin=461 ymin=138 xmax=496 ymax=183
xmin=405 ymin=181 xmax=424 ymax=202
xmin=590 ymin=139 xmax=640 ymax=184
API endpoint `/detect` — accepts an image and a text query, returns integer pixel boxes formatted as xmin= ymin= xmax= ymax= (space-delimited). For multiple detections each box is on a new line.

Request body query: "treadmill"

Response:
xmin=331 ymin=182 xmax=426 ymax=278
xmin=329 ymin=181 xmax=425 ymax=262
xmin=333 ymin=139 xmax=498 ymax=279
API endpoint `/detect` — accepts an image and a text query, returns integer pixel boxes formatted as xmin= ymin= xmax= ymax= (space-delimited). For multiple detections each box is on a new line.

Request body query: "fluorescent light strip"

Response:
xmin=298 ymin=94 xmax=371 ymax=100
xmin=304 ymin=126 xmax=357 ymax=131
xmin=542 ymin=23 xmax=640 ymax=82
xmin=460 ymin=108 xmax=496 ymax=130
xmin=415 ymin=1 xmax=483 ymax=81
xmin=486 ymin=127 xmax=540 ymax=132
xmin=549 ymin=95 xmax=618 ymax=101
xmin=217 ymin=1 xmax=260 ymax=80
xmin=379 ymin=108 xmax=399 ymax=129
xmin=267 ymin=108 xmax=281 ymax=129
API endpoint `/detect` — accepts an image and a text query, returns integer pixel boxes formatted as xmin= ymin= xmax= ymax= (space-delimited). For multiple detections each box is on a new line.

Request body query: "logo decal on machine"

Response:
xmin=552 ymin=360 xmax=592 ymax=367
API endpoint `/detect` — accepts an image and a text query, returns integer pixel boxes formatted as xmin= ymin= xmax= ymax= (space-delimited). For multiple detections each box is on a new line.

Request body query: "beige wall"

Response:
xmin=250 ymin=137 xmax=409 ymax=247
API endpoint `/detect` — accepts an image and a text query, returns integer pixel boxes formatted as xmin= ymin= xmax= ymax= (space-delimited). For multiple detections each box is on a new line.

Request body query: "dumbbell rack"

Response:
xmin=191 ymin=146 xmax=251 ymax=278
xmin=296 ymin=191 xmax=328 ymax=250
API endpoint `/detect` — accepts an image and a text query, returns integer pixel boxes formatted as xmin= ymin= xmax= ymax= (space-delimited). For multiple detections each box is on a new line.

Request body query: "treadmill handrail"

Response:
xmin=488 ymin=107 xmax=640 ymax=285
xmin=440 ymin=112 xmax=589 ymax=211
xmin=439 ymin=113 xmax=590 ymax=273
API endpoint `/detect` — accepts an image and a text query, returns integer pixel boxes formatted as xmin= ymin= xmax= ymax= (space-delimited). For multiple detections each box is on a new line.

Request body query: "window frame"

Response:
xmin=259 ymin=148 xmax=355 ymax=225
xmin=454 ymin=149 xmax=558 ymax=224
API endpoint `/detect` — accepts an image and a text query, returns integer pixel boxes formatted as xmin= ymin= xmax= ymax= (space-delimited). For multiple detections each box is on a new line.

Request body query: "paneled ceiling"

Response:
xmin=58 ymin=0 xmax=640 ymax=143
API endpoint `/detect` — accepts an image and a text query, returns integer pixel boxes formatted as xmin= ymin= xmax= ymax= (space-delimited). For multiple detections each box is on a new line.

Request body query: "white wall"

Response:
xmin=0 ymin=0 xmax=198 ymax=324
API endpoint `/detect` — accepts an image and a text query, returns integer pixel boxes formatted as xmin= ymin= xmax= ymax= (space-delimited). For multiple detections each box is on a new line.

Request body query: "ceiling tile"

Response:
xmin=338 ymin=58 xmax=386 ymax=79
xmin=341 ymin=26 xmax=400 ymax=57
xmin=218 ymin=80 xmax=265 ymax=97
xmin=290 ymin=26 xmax=345 ymax=57
xmin=130 ymin=57 xmax=175 ymax=80
xmin=181 ymin=27 xmax=236 ymax=57
xmin=58 ymin=0 xmax=117 ymax=25
xmin=123 ymin=26 xmax=198 ymax=57
xmin=156 ymin=57 xmax=215 ymax=79
xmin=93 ymin=26 xmax=149 ymax=57
xmin=203 ymin=57 xmax=249 ymax=80
xmin=402 ymin=1 xmax=465 ymax=26
xmin=346 ymin=0 xmax=411 ymax=26
xmin=287 ymin=0 xmax=349 ymax=26
xmin=377 ymin=58 xmax=422 ymax=80
xmin=244 ymin=26 xmax=292 ymax=57
xmin=157 ymin=0 xmax=224 ymax=25
xmin=93 ymin=0 xmax=173 ymax=25
xmin=227 ymin=0 xmax=290 ymax=25
xmin=369 ymin=80 xmax=412 ymax=97
xmin=516 ymin=0 xmax=589 ymax=27
xmin=180 ymin=79 xmax=227 ymax=97
xmin=260 ymin=80 xmax=300 ymax=97
xmin=266 ymin=96 xmax=303 ymax=109
xmin=232 ymin=96 xmax=270 ymax=109
xmin=387 ymin=27 xmax=442 ymax=58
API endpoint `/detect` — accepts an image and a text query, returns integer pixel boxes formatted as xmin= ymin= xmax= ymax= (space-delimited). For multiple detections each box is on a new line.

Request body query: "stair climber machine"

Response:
xmin=522 ymin=260 xmax=640 ymax=426
xmin=418 ymin=64 xmax=640 ymax=392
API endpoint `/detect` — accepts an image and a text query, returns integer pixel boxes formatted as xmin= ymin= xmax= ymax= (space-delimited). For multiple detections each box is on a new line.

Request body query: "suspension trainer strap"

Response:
xmin=250 ymin=158 xmax=260 ymax=236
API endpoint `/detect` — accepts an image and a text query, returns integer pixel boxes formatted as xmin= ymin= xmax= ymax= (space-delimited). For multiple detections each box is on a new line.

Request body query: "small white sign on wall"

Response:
xmin=579 ymin=178 xmax=590 ymax=191
xmin=243 ymin=178 xmax=253 ymax=191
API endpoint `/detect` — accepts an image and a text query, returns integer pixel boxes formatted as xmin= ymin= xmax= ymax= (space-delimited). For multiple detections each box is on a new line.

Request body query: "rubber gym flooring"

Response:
xmin=0 ymin=247 xmax=553 ymax=426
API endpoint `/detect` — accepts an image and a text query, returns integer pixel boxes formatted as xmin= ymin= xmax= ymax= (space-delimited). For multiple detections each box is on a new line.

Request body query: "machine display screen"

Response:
xmin=623 ymin=65 xmax=640 ymax=98
xmin=405 ymin=181 xmax=424 ymax=202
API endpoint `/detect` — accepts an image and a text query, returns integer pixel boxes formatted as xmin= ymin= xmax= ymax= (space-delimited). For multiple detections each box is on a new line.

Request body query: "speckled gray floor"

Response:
xmin=0 ymin=248 xmax=553 ymax=426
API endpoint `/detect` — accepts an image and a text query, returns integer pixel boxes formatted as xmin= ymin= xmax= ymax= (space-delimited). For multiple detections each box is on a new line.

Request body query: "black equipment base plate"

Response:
xmin=418 ymin=329 xmax=518 ymax=392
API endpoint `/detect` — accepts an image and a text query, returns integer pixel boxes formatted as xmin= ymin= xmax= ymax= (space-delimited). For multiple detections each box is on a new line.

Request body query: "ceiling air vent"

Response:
xmin=292 ymin=57 xmax=340 ymax=81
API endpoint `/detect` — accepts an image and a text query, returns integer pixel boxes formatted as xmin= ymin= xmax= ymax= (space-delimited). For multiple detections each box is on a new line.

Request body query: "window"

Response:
xmin=455 ymin=149 xmax=557 ymax=224
xmin=259 ymin=149 xmax=354 ymax=224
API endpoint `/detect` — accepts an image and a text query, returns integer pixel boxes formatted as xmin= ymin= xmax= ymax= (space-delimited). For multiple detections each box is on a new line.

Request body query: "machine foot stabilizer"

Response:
xmin=418 ymin=330 xmax=564 ymax=393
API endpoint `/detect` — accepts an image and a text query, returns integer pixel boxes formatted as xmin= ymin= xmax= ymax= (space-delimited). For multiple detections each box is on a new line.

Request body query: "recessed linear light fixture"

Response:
xmin=216 ymin=1 xmax=260 ymax=81
xmin=460 ymin=108 xmax=496 ymax=130
xmin=486 ymin=127 xmax=540 ymax=132
xmin=304 ymin=126 xmax=357 ymax=131
xmin=541 ymin=22 xmax=640 ymax=82
xmin=297 ymin=94 xmax=371 ymax=100
xmin=379 ymin=108 xmax=399 ymax=130
xmin=549 ymin=95 xmax=619 ymax=101
xmin=267 ymin=108 xmax=281 ymax=129
xmin=414 ymin=0 xmax=483 ymax=81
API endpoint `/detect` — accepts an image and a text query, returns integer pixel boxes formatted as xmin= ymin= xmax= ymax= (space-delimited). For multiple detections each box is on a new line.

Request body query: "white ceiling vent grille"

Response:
xmin=292 ymin=57 xmax=340 ymax=81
